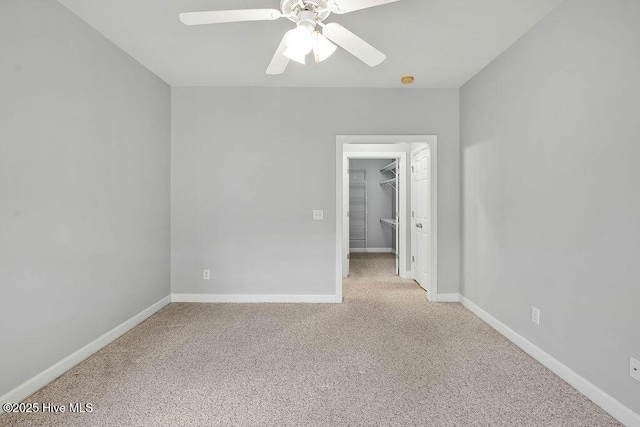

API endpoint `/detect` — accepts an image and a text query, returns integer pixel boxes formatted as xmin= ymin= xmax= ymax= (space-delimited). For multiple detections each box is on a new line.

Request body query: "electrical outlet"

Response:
xmin=631 ymin=357 xmax=640 ymax=382
xmin=531 ymin=306 xmax=540 ymax=325
xmin=203 ymin=269 xmax=210 ymax=280
xmin=313 ymin=210 xmax=324 ymax=220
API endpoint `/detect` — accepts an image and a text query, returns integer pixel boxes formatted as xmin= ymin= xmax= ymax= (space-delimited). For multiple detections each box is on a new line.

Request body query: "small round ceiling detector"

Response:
xmin=401 ymin=76 xmax=415 ymax=84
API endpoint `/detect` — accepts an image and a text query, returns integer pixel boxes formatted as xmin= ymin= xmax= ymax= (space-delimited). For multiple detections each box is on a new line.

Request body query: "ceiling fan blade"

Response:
xmin=179 ymin=9 xmax=282 ymax=26
xmin=266 ymin=34 xmax=290 ymax=75
xmin=322 ymin=23 xmax=386 ymax=67
xmin=330 ymin=0 xmax=401 ymax=14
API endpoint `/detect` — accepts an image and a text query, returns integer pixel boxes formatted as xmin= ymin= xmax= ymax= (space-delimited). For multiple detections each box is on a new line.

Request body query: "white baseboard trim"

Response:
xmin=171 ymin=294 xmax=339 ymax=304
xmin=0 ymin=295 xmax=171 ymax=406
xmin=434 ymin=293 xmax=461 ymax=302
xmin=460 ymin=295 xmax=640 ymax=427
xmin=349 ymin=248 xmax=394 ymax=253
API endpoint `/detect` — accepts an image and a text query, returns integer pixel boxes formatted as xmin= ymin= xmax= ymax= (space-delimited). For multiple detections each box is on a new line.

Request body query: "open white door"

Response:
xmin=342 ymin=155 xmax=349 ymax=277
xmin=411 ymin=147 xmax=431 ymax=293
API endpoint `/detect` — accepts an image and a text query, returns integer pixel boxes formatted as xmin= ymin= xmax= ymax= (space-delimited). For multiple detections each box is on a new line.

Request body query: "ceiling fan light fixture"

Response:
xmin=283 ymin=48 xmax=307 ymax=64
xmin=312 ymin=31 xmax=337 ymax=63
xmin=284 ymin=26 xmax=313 ymax=63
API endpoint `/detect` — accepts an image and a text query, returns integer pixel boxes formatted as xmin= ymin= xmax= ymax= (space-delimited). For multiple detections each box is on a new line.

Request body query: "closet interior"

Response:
xmin=348 ymin=158 xmax=399 ymax=276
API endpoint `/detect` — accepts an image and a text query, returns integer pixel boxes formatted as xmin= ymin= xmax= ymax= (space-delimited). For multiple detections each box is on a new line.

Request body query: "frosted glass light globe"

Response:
xmin=284 ymin=26 xmax=313 ymax=61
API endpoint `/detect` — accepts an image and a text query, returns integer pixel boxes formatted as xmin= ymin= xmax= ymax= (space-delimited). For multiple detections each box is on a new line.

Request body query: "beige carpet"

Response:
xmin=1 ymin=254 xmax=619 ymax=426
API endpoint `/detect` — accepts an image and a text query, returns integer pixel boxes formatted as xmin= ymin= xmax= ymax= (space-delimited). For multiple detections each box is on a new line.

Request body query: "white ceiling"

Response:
xmin=57 ymin=0 xmax=563 ymax=88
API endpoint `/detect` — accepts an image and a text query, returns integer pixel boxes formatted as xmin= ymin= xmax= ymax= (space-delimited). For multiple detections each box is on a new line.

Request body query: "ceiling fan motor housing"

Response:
xmin=296 ymin=10 xmax=317 ymax=31
xmin=281 ymin=0 xmax=332 ymax=22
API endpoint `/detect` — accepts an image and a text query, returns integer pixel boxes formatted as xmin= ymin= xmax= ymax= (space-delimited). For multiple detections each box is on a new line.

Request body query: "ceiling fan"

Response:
xmin=179 ymin=0 xmax=402 ymax=74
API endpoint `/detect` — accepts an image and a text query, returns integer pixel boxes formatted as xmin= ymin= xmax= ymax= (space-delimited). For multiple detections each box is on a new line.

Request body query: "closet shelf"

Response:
xmin=380 ymin=218 xmax=397 ymax=230
xmin=380 ymin=161 xmax=397 ymax=175
xmin=380 ymin=177 xmax=397 ymax=189
xmin=348 ymin=168 xmax=368 ymax=252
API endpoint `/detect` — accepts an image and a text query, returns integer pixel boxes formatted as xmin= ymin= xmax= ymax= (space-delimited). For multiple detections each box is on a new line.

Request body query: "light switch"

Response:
xmin=313 ymin=210 xmax=324 ymax=220
xmin=631 ymin=356 xmax=640 ymax=382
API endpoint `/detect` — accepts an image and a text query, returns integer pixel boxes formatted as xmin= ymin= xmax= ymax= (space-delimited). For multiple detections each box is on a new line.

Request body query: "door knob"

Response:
xmin=416 ymin=223 xmax=423 ymax=228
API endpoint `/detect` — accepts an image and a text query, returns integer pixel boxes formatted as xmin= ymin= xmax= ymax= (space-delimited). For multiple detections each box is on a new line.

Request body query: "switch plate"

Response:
xmin=631 ymin=357 xmax=640 ymax=382
xmin=203 ymin=269 xmax=210 ymax=280
xmin=313 ymin=210 xmax=324 ymax=220
xmin=531 ymin=306 xmax=540 ymax=325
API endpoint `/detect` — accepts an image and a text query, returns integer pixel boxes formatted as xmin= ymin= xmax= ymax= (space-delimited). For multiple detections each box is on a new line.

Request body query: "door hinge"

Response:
xmin=411 ymin=166 xmax=414 ymax=172
xmin=412 ymin=211 xmax=415 ymax=218
xmin=396 ymin=253 xmax=399 ymax=260
xmin=412 ymin=255 xmax=415 ymax=262
xmin=347 ymin=211 xmax=350 ymax=217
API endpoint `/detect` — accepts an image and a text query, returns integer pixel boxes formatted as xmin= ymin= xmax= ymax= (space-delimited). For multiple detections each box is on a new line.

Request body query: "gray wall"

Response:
xmin=0 ymin=0 xmax=171 ymax=397
xmin=349 ymin=159 xmax=395 ymax=250
xmin=461 ymin=0 xmax=640 ymax=415
xmin=172 ymin=87 xmax=459 ymax=295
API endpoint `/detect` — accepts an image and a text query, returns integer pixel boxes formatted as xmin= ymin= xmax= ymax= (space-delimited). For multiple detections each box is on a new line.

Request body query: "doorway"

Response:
xmin=335 ymin=136 xmax=438 ymax=302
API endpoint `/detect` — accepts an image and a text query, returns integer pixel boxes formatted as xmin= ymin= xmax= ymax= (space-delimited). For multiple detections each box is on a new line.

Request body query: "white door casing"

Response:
xmin=336 ymin=136 xmax=437 ymax=303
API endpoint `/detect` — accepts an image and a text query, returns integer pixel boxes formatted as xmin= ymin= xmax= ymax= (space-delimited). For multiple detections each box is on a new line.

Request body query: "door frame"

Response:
xmin=335 ymin=135 xmax=438 ymax=302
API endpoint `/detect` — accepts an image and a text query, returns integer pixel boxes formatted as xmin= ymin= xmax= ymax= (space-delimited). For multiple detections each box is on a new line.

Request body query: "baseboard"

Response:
xmin=171 ymin=294 xmax=339 ymax=303
xmin=349 ymin=248 xmax=394 ymax=253
xmin=0 ymin=295 xmax=171 ymax=406
xmin=433 ymin=293 xmax=461 ymax=302
xmin=460 ymin=296 xmax=640 ymax=427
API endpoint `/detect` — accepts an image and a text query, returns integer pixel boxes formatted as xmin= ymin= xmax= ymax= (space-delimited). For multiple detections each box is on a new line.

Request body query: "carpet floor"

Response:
xmin=1 ymin=254 xmax=620 ymax=426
